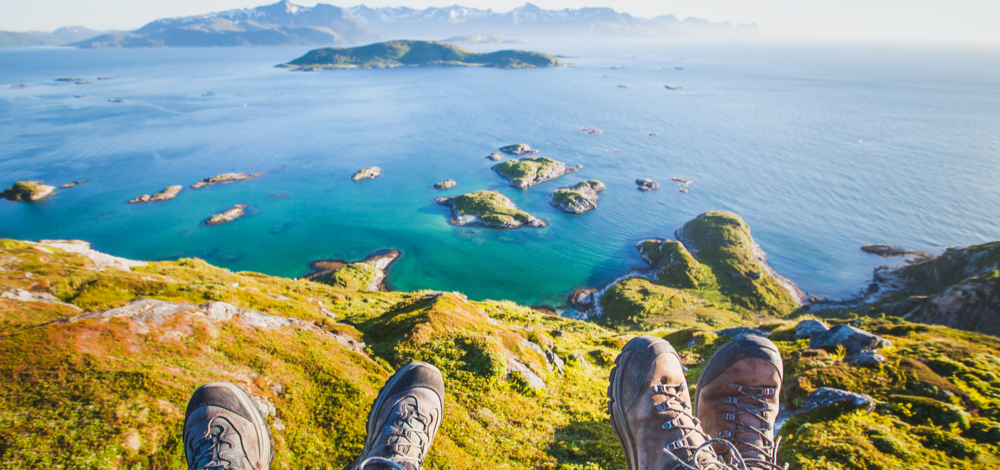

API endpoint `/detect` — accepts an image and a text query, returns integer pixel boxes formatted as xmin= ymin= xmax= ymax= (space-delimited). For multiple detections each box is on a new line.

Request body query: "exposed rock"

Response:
xmin=862 ymin=244 xmax=908 ymax=257
xmin=55 ymin=78 xmax=78 ymax=82
xmin=54 ymin=298 xmax=369 ymax=357
xmin=206 ymin=205 xmax=247 ymax=225
xmin=549 ymin=180 xmax=605 ymax=214
xmin=635 ymin=178 xmax=659 ymax=191
xmin=664 ymin=85 xmax=685 ymax=90
xmin=12 ymin=83 xmax=32 ymax=88
xmin=191 ymin=172 xmax=262 ymax=189
xmin=679 ymin=188 xmax=689 ymax=193
xmin=846 ymin=351 xmax=887 ymax=367
xmin=108 ymin=99 xmax=120 ymax=103
xmin=2 ymin=181 xmax=56 ymax=201
xmin=902 ymin=271 xmax=1000 ymax=337
xmin=35 ymin=240 xmax=147 ymax=271
xmin=715 ymin=327 xmax=771 ymax=339
xmin=493 ymin=157 xmax=581 ymax=188
xmin=618 ymin=85 xmax=628 ymax=88
xmin=60 ymin=180 xmax=87 ymax=189
xmin=352 ymin=167 xmax=381 ymax=181
xmin=434 ymin=179 xmax=457 ymax=190
xmin=671 ymin=177 xmax=692 ymax=184
xmin=128 ymin=185 xmax=183 ymax=204
xmin=486 ymin=152 xmax=504 ymax=161
xmin=506 ymin=357 xmax=546 ymax=390
xmin=436 ymin=191 xmax=546 ymax=229
xmin=649 ymin=133 xmax=658 ymax=137
xmin=795 ymin=319 xmax=829 ymax=340
xmin=802 ymin=387 xmax=875 ymax=413
xmin=499 ymin=143 xmax=539 ymax=155
xmin=546 ymin=348 xmax=565 ymax=374
xmin=582 ymin=128 xmax=603 ymax=135
xmin=570 ymin=288 xmax=597 ymax=310
xmin=809 ymin=324 xmax=892 ymax=355
xmin=1 ymin=288 xmax=82 ymax=310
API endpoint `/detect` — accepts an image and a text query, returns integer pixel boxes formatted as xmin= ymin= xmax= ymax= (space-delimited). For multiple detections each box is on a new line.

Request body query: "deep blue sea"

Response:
xmin=1 ymin=39 xmax=998 ymax=309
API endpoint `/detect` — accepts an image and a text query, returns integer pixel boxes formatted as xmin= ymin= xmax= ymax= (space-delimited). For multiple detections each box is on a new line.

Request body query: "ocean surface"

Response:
xmin=2 ymin=39 xmax=999 ymax=310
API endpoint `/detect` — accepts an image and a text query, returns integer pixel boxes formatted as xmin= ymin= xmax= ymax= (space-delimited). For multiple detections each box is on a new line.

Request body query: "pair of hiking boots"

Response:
xmin=182 ymin=335 xmax=781 ymax=470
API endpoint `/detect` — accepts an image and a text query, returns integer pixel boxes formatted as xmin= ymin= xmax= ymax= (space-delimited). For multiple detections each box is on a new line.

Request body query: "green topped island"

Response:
xmin=281 ymin=40 xmax=564 ymax=70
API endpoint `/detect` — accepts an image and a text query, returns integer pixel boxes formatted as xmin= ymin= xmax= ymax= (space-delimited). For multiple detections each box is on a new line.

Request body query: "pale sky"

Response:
xmin=2 ymin=0 xmax=999 ymax=43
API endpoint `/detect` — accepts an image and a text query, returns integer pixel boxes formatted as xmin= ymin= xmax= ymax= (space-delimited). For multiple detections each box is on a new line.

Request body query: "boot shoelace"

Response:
xmin=360 ymin=398 xmax=432 ymax=470
xmin=651 ymin=384 xmax=749 ymax=470
xmin=717 ymin=383 xmax=788 ymax=470
xmin=190 ymin=420 xmax=245 ymax=470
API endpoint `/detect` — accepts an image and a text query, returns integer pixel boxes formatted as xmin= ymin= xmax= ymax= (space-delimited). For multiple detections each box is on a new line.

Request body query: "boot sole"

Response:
xmin=358 ymin=361 xmax=443 ymax=465
xmin=607 ymin=336 xmax=679 ymax=470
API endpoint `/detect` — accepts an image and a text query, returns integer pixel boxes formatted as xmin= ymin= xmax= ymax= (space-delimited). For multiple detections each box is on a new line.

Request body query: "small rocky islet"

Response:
xmin=60 ymin=180 xmax=87 ymax=189
xmin=435 ymin=190 xmax=546 ymax=228
xmin=206 ymin=204 xmax=247 ymax=225
xmin=635 ymin=178 xmax=659 ymax=191
xmin=191 ymin=172 xmax=263 ymax=189
xmin=1 ymin=181 xmax=56 ymax=202
xmin=493 ymin=156 xmax=582 ymax=189
xmin=498 ymin=143 xmax=539 ymax=155
xmin=305 ymin=249 xmax=400 ymax=292
xmin=434 ymin=179 xmax=457 ymax=190
xmin=128 ymin=185 xmax=183 ymax=204
xmin=550 ymin=180 xmax=606 ymax=214
xmin=352 ymin=167 xmax=381 ymax=181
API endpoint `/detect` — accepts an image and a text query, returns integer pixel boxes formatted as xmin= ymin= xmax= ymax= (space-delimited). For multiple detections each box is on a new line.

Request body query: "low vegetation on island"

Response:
xmin=493 ymin=157 xmax=582 ymax=189
xmin=281 ymin=40 xmax=564 ymax=70
xmin=2 ymin=181 xmax=56 ymax=201
xmin=435 ymin=190 xmax=546 ymax=228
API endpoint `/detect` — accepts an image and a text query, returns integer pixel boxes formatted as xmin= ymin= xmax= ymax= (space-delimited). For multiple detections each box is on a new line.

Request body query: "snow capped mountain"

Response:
xmin=71 ymin=1 xmax=760 ymax=49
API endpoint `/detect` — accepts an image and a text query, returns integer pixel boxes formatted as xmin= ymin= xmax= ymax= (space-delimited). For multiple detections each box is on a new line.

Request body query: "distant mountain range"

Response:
xmin=65 ymin=1 xmax=760 ymax=48
xmin=0 ymin=26 xmax=103 ymax=48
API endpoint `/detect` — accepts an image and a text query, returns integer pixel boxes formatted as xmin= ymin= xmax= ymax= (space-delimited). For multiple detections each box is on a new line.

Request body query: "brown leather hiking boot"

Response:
xmin=350 ymin=361 xmax=445 ymax=470
xmin=608 ymin=335 xmax=736 ymax=470
xmin=695 ymin=335 xmax=784 ymax=469
xmin=183 ymin=382 xmax=274 ymax=470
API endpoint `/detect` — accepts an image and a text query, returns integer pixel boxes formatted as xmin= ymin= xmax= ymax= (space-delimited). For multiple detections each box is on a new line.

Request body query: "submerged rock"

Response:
xmin=499 ymin=143 xmax=539 ymax=155
xmin=672 ymin=177 xmax=692 ymax=184
xmin=436 ymin=190 xmax=546 ymax=229
xmin=434 ymin=179 xmax=457 ymax=190
xmin=493 ymin=157 xmax=582 ymax=188
xmin=191 ymin=172 xmax=262 ymax=189
xmin=635 ymin=178 xmax=659 ymax=191
xmin=206 ymin=205 xmax=247 ymax=225
xmin=129 ymin=185 xmax=183 ymax=204
xmin=2 ymin=181 xmax=56 ymax=201
xmin=549 ymin=180 xmax=605 ymax=214
xmin=60 ymin=180 xmax=87 ymax=189
xmin=862 ymin=244 xmax=908 ymax=257
xmin=351 ymin=167 xmax=381 ymax=181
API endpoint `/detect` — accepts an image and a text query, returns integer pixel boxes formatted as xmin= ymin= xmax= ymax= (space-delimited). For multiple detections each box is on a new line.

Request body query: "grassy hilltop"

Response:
xmin=1 ymin=210 xmax=999 ymax=469
xmin=282 ymin=40 xmax=564 ymax=70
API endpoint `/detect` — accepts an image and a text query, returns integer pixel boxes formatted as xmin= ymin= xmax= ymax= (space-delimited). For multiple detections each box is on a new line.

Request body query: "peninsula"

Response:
xmin=281 ymin=40 xmax=563 ymax=70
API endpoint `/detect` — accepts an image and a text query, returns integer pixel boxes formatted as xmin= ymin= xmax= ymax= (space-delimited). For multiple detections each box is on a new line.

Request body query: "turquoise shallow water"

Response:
xmin=1 ymin=39 xmax=999 ymax=308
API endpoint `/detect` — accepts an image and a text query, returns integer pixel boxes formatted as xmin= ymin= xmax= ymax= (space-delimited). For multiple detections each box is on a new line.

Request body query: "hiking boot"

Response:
xmin=695 ymin=335 xmax=784 ymax=469
xmin=608 ymin=335 xmax=734 ymax=470
xmin=350 ymin=361 xmax=445 ymax=470
xmin=183 ymin=382 xmax=273 ymax=470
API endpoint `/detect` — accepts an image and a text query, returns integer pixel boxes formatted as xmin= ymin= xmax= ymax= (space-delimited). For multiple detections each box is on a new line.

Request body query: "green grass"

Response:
xmin=493 ymin=157 xmax=568 ymax=188
xmin=450 ymin=190 xmax=534 ymax=225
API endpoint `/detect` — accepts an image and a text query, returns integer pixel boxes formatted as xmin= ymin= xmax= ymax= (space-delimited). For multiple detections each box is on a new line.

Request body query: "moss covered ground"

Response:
xmin=314 ymin=263 xmax=380 ymax=291
xmin=1 ymin=238 xmax=999 ymax=469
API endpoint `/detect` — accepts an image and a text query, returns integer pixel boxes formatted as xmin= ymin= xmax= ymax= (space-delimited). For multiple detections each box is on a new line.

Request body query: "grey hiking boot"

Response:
xmin=350 ymin=361 xmax=445 ymax=470
xmin=608 ymin=335 xmax=741 ymax=470
xmin=695 ymin=335 xmax=786 ymax=470
xmin=183 ymin=382 xmax=274 ymax=470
